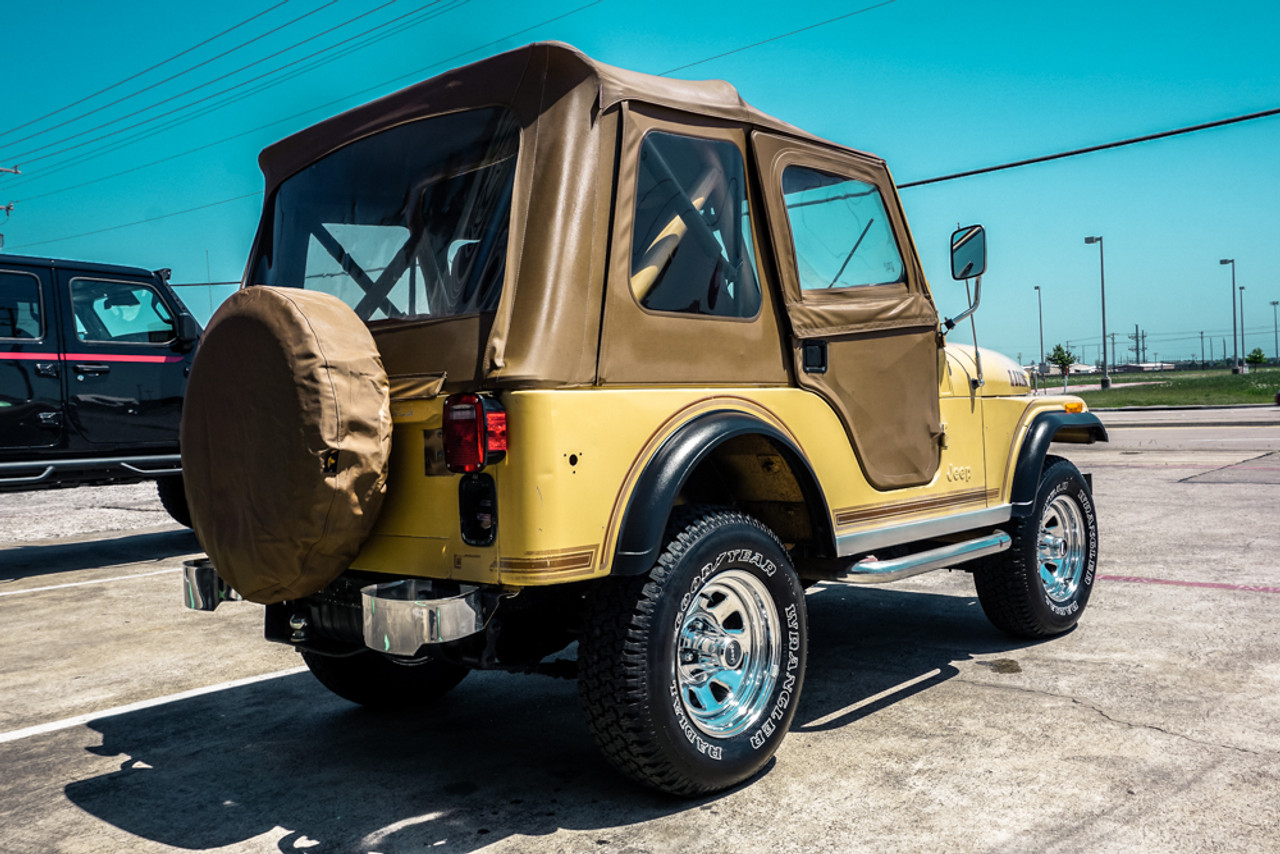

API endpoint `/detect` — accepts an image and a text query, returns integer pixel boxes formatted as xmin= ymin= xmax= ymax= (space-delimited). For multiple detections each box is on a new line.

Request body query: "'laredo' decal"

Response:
xmin=0 ymin=352 xmax=184 ymax=364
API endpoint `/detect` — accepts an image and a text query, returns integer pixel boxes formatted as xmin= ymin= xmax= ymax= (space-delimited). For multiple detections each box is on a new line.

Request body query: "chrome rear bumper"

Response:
xmin=182 ymin=558 xmax=242 ymax=611
xmin=181 ymin=557 xmax=490 ymax=654
xmin=362 ymin=580 xmax=487 ymax=655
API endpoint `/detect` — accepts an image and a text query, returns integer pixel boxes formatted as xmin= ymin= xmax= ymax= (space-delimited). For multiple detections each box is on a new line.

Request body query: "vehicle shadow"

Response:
xmin=796 ymin=582 xmax=1045 ymax=733
xmin=62 ymin=585 xmax=1039 ymax=852
xmin=0 ymin=528 xmax=200 ymax=582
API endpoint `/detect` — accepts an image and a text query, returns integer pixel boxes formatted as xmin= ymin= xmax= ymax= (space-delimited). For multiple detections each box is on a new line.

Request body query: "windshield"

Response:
xmin=250 ymin=107 xmax=519 ymax=323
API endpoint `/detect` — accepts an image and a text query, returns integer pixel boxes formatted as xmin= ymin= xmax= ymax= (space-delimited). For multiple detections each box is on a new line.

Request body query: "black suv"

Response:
xmin=0 ymin=253 xmax=201 ymax=525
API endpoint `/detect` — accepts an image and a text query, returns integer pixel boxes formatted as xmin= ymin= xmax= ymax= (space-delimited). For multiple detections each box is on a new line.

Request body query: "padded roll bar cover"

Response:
xmin=181 ymin=286 xmax=391 ymax=603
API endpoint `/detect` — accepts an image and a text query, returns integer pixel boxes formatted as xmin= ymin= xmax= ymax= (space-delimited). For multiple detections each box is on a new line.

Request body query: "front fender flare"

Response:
xmin=1010 ymin=411 xmax=1108 ymax=517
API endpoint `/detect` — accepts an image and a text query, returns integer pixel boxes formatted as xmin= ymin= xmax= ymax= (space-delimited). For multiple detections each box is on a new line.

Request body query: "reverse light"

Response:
xmin=443 ymin=393 xmax=508 ymax=473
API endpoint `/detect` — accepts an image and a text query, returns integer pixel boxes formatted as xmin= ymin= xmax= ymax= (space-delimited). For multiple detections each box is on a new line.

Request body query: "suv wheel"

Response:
xmin=301 ymin=649 xmax=469 ymax=710
xmin=973 ymin=455 xmax=1098 ymax=638
xmin=155 ymin=474 xmax=192 ymax=528
xmin=579 ymin=507 xmax=807 ymax=796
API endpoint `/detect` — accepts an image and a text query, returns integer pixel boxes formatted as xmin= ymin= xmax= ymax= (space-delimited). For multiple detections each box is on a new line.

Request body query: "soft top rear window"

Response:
xmin=250 ymin=108 xmax=519 ymax=323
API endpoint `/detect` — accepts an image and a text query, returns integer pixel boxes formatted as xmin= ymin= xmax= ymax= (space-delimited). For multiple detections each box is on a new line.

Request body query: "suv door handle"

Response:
xmin=35 ymin=362 xmax=60 ymax=378
xmin=73 ymin=363 xmax=111 ymax=375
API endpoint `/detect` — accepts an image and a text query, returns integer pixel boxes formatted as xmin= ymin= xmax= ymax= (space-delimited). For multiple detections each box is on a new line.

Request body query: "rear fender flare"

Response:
xmin=611 ymin=411 xmax=833 ymax=576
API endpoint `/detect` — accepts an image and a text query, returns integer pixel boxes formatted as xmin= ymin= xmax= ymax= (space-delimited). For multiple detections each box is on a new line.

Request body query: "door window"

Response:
xmin=0 ymin=271 xmax=44 ymax=340
xmin=631 ymin=132 xmax=761 ymax=318
xmin=781 ymin=166 xmax=904 ymax=291
xmin=70 ymin=278 xmax=175 ymax=344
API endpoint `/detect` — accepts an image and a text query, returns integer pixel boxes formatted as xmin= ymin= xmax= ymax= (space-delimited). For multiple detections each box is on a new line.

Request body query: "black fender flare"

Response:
xmin=1010 ymin=411 xmax=1108 ymax=518
xmin=611 ymin=411 xmax=833 ymax=576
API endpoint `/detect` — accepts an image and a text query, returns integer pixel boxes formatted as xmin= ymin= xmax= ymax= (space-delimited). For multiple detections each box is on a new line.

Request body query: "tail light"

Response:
xmin=443 ymin=393 xmax=507 ymax=473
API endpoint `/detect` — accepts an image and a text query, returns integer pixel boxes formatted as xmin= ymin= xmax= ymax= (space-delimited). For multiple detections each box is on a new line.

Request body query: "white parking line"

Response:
xmin=0 ymin=667 xmax=309 ymax=745
xmin=0 ymin=568 xmax=179 ymax=596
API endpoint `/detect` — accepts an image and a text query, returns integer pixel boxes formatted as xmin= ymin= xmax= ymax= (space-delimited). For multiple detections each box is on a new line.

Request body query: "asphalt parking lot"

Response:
xmin=2 ymin=406 xmax=1278 ymax=853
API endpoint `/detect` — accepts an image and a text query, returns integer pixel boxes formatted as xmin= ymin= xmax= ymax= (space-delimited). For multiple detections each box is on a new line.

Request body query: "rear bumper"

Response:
xmin=181 ymin=558 xmax=490 ymax=652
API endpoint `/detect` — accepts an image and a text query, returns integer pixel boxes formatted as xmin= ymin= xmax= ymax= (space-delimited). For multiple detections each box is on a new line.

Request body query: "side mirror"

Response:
xmin=950 ymin=224 xmax=987 ymax=280
xmin=176 ymin=314 xmax=202 ymax=351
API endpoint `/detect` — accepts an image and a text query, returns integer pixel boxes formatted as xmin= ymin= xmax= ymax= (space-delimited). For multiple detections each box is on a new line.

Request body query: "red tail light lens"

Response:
xmin=443 ymin=393 xmax=507 ymax=473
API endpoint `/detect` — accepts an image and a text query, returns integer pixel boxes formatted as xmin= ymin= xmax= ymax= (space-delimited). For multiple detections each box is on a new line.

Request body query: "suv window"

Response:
xmin=0 ymin=270 xmax=43 ymax=339
xmin=251 ymin=108 xmax=519 ymax=323
xmin=781 ymin=166 xmax=904 ymax=291
xmin=70 ymin=278 xmax=176 ymax=344
xmin=631 ymin=132 xmax=761 ymax=318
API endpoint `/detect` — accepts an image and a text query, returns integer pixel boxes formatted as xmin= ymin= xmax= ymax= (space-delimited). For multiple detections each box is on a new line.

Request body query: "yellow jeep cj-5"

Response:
xmin=181 ymin=42 xmax=1106 ymax=795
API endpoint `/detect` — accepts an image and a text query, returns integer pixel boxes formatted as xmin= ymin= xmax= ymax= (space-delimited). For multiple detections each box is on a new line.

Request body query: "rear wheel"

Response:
xmin=301 ymin=649 xmax=469 ymax=710
xmin=973 ymin=455 xmax=1098 ymax=638
xmin=155 ymin=474 xmax=192 ymax=528
xmin=579 ymin=507 xmax=807 ymax=796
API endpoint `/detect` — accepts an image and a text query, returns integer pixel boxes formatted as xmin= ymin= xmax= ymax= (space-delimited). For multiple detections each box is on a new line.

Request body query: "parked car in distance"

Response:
xmin=0 ymin=253 xmax=201 ymax=525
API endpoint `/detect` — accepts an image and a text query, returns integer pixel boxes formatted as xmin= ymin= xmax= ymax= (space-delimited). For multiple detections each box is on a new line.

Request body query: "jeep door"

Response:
xmin=597 ymin=107 xmax=789 ymax=385
xmin=0 ymin=263 xmax=64 ymax=452
xmin=752 ymin=133 xmax=942 ymax=491
xmin=55 ymin=269 xmax=187 ymax=451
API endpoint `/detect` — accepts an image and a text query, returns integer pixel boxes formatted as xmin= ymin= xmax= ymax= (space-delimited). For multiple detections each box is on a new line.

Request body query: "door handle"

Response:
xmin=73 ymin=363 xmax=111 ymax=375
xmin=35 ymin=362 xmax=60 ymax=378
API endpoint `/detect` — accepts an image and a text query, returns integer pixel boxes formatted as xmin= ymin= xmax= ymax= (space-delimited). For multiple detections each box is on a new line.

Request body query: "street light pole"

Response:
xmin=1240 ymin=285 xmax=1247 ymax=371
xmin=1034 ymin=285 xmax=1045 ymax=370
xmin=1220 ymin=259 xmax=1239 ymax=373
xmin=1084 ymin=236 xmax=1110 ymax=388
xmin=1271 ymin=300 xmax=1278 ymax=365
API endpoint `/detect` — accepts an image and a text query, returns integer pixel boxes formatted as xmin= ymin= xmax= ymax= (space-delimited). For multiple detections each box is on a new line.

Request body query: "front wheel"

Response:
xmin=973 ymin=455 xmax=1098 ymax=638
xmin=579 ymin=507 xmax=807 ymax=796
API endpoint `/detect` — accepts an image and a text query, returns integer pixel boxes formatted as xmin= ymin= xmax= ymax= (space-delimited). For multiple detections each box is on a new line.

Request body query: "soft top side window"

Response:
xmin=781 ymin=166 xmax=905 ymax=291
xmin=630 ymin=132 xmax=761 ymax=319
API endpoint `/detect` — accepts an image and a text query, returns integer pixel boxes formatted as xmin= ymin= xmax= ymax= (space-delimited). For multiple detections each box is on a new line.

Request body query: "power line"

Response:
xmin=4 ymin=2 xmax=605 ymax=250
xmin=0 ymin=1 xmax=293 ymax=144
xmin=6 ymin=0 xmax=408 ymax=165
xmin=9 ymin=0 xmax=588 ymax=200
xmin=662 ymin=1 xmax=897 ymax=74
xmin=6 ymin=1 xmax=468 ymax=196
xmin=11 ymin=193 xmax=262 ymax=249
xmin=899 ymin=106 xmax=1280 ymax=188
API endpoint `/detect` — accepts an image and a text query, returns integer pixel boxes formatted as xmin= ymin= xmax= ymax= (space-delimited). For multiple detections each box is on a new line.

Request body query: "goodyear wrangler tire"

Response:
xmin=578 ymin=507 xmax=807 ymax=796
xmin=973 ymin=455 xmax=1098 ymax=638
xmin=180 ymin=286 xmax=391 ymax=604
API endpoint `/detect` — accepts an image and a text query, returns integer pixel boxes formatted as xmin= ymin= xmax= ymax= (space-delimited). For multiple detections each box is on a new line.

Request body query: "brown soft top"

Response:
xmin=258 ymin=41 xmax=873 ymax=199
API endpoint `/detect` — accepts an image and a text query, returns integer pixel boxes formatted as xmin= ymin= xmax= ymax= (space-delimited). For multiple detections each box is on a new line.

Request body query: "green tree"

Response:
xmin=1048 ymin=343 xmax=1075 ymax=388
xmin=1246 ymin=347 xmax=1266 ymax=366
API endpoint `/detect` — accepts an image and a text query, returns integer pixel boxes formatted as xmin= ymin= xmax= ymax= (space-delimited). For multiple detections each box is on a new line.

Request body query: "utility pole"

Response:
xmin=1200 ymin=331 xmax=1205 ymax=367
xmin=1130 ymin=325 xmax=1140 ymax=363
xmin=0 ymin=200 xmax=14 ymax=252
xmin=1141 ymin=330 xmax=1148 ymax=363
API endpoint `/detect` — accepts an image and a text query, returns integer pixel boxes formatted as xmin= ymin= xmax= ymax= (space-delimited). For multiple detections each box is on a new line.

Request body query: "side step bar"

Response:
xmin=834 ymin=530 xmax=1011 ymax=585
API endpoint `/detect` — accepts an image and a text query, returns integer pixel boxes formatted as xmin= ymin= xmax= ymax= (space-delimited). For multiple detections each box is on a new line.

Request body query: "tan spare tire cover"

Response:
xmin=181 ymin=286 xmax=391 ymax=604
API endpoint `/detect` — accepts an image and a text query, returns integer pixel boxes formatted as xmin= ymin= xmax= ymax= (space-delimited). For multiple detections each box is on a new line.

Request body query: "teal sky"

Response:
xmin=4 ymin=0 xmax=1279 ymax=364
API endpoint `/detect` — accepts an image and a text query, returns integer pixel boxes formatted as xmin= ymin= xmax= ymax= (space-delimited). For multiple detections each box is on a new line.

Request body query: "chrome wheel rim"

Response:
xmin=675 ymin=569 xmax=781 ymax=738
xmin=1038 ymin=494 xmax=1087 ymax=603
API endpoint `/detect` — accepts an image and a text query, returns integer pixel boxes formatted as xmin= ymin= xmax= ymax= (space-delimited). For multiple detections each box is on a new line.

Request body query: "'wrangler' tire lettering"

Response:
xmin=578 ymin=506 xmax=808 ymax=796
